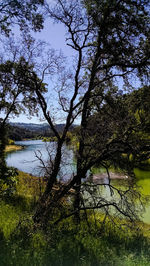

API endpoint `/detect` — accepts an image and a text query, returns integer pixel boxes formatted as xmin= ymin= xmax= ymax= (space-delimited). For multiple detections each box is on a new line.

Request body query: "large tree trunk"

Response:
xmin=73 ymin=177 xmax=81 ymax=223
xmin=33 ymin=141 xmax=63 ymax=225
xmin=0 ymin=124 xmax=7 ymax=179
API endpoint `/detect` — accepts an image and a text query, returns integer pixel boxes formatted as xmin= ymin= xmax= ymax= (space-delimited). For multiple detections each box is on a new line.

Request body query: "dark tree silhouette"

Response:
xmin=0 ymin=0 xmax=44 ymax=35
xmin=32 ymin=0 xmax=149 ymax=227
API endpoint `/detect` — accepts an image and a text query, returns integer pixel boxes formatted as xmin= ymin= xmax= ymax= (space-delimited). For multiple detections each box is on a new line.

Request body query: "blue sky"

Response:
xmin=2 ymin=10 xmax=141 ymax=125
xmin=9 ymin=19 xmax=73 ymax=124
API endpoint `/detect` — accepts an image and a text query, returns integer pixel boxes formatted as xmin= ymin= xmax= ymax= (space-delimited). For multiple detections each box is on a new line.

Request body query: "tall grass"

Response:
xmin=0 ymin=171 xmax=150 ymax=266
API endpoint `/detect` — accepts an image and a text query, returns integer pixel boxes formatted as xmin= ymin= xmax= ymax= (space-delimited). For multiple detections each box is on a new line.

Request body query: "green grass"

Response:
xmin=0 ymin=213 xmax=150 ymax=266
xmin=0 ymin=171 xmax=150 ymax=265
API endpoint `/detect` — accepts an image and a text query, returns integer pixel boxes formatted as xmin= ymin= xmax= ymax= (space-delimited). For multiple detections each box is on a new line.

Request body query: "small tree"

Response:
xmin=0 ymin=0 xmax=44 ymax=192
xmin=0 ymin=57 xmax=47 ymax=191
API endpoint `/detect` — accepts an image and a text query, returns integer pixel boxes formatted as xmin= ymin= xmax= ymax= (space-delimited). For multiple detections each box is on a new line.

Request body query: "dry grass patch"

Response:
xmin=5 ymin=145 xmax=23 ymax=153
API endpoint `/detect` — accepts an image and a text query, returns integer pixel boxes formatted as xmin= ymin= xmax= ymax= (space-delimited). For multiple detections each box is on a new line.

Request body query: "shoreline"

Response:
xmin=5 ymin=144 xmax=24 ymax=153
xmin=92 ymin=172 xmax=129 ymax=183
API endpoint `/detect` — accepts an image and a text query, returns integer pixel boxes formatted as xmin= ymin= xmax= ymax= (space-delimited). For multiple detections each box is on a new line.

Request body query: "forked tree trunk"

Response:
xmin=33 ymin=141 xmax=63 ymax=225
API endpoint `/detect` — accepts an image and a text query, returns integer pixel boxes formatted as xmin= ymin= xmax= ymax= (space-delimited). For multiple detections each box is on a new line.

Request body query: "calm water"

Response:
xmin=136 ymin=176 xmax=150 ymax=224
xmin=6 ymin=140 xmax=150 ymax=223
xmin=6 ymin=140 xmax=75 ymax=180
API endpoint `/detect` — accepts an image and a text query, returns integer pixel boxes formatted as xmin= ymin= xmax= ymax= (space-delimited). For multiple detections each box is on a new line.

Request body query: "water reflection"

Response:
xmin=6 ymin=140 xmax=76 ymax=179
xmin=6 ymin=140 xmax=150 ymax=223
xmin=136 ymin=178 xmax=150 ymax=224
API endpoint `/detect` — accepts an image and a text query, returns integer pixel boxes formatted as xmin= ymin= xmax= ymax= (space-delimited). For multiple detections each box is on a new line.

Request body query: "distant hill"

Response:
xmin=8 ymin=123 xmax=50 ymax=140
xmin=10 ymin=122 xmax=48 ymax=129
xmin=9 ymin=122 xmax=66 ymax=132
xmin=8 ymin=122 xmax=76 ymax=140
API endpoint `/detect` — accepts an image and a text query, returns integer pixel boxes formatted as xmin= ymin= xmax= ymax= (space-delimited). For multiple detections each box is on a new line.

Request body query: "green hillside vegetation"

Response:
xmin=7 ymin=123 xmax=52 ymax=141
xmin=7 ymin=123 xmax=76 ymax=141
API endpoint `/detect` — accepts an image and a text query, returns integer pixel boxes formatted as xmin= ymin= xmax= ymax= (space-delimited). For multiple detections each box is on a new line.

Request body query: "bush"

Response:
xmin=8 ymin=139 xmax=15 ymax=145
xmin=0 ymin=167 xmax=18 ymax=196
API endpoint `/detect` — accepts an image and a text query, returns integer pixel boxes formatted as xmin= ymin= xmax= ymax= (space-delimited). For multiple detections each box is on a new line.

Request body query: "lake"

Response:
xmin=6 ymin=140 xmax=76 ymax=180
xmin=6 ymin=140 xmax=150 ymax=223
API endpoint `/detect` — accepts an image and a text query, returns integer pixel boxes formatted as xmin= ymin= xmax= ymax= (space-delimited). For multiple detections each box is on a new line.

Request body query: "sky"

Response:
xmin=8 ymin=18 xmax=73 ymax=124
xmin=1 ymin=4 xmax=141 ymax=125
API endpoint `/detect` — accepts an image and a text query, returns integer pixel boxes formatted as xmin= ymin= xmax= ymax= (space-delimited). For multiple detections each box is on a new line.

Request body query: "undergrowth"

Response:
xmin=0 ymin=171 xmax=150 ymax=266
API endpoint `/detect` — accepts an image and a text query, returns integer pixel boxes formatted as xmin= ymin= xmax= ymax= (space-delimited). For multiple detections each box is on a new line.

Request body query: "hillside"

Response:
xmin=8 ymin=122 xmax=75 ymax=140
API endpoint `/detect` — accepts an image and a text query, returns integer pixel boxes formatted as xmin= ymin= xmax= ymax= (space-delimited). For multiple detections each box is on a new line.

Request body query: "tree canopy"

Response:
xmin=0 ymin=0 xmax=44 ymax=35
xmin=0 ymin=57 xmax=47 ymax=187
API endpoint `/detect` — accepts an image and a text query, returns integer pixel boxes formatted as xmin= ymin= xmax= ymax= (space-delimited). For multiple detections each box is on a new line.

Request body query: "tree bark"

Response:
xmin=0 ymin=123 xmax=7 ymax=179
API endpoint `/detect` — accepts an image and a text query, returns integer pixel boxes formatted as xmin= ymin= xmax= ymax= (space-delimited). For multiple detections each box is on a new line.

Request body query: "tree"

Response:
xmin=0 ymin=0 xmax=44 ymax=191
xmin=0 ymin=0 xmax=44 ymax=36
xmin=26 ymin=0 xmax=149 ymax=226
xmin=0 ymin=57 xmax=47 ymax=188
xmin=79 ymin=85 xmax=150 ymax=173
xmin=123 ymin=86 xmax=150 ymax=166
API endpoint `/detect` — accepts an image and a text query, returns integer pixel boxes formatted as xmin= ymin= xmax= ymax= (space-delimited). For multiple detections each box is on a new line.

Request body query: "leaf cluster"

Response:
xmin=0 ymin=57 xmax=47 ymax=119
xmin=0 ymin=0 xmax=44 ymax=36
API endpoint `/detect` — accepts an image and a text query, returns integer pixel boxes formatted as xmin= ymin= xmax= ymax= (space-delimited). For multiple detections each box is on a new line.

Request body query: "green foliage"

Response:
xmin=0 ymin=171 xmax=150 ymax=265
xmin=65 ymin=131 xmax=80 ymax=152
xmin=65 ymin=131 xmax=73 ymax=144
xmin=16 ymin=171 xmax=45 ymax=200
xmin=82 ymin=85 xmax=150 ymax=173
xmin=0 ymin=200 xmax=21 ymax=239
xmin=7 ymin=139 xmax=14 ymax=145
xmin=7 ymin=123 xmax=46 ymax=141
xmin=42 ymin=136 xmax=57 ymax=142
xmin=0 ymin=58 xmax=47 ymax=118
xmin=84 ymin=0 xmax=149 ymax=76
xmin=0 ymin=167 xmax=18 ymax=196
xmin=0 ymin=212 xmax=150 ymax=265
xmin=0 ymin=124 xmax=7 ymax=179
xmin=0 ymin=0 xmax=44 ymax=36
xmin=0 ymin=58 xmax=47 ymax=192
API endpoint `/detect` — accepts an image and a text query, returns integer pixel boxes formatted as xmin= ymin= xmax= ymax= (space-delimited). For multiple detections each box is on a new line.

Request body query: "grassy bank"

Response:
xmin=5 ymin=144 xmax=23 ymax=153
xmin=0 ymin=205 xmax=150 ymax=266
xmin=0 ymin=171 xmax=150 ymax=265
